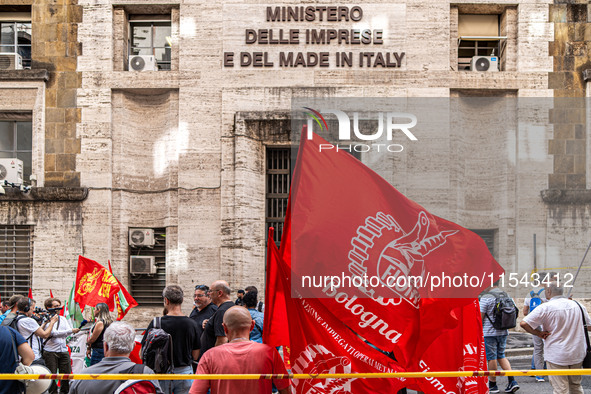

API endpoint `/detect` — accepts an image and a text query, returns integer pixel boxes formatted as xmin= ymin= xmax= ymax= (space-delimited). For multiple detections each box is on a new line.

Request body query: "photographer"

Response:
xmin=15 ymin=297 xmax=58 ymax=364
xmin=42 ymin=298 xmax=80 ymax=394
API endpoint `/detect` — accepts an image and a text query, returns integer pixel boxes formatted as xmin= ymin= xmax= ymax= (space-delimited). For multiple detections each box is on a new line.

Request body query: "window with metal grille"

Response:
xmin=266 ymin=148 xmax=291 ymax=246
xmin=471 ymin=229 xmax=496 ymax=258
xmin=129 ymin=227 xmax=166 ymax=306
xmin=0 ymin=225 xmax=32 ymax=300
xmin=129 ymin=16 xmax=171 ymax=70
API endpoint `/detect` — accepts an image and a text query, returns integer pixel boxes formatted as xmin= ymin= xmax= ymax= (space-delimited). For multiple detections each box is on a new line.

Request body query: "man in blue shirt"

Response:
xmin=0 ymin=325 xmax=35 ymax=394
xmin=243 ymin=291 xmax=263 ymax=343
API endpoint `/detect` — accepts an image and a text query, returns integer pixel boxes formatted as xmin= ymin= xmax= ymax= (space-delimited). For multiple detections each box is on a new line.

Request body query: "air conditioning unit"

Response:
xmin=0 ymin=53 xmax=23 ymax=70
xmin=130 ymin=256 xmax=157 ymax=275
xmin=470 ymin=56 xmax=499 ymax=72
xmin=0 ymin=158 xmax=23 ymax=184
xmin=128 ymin=55 xmax=157 ymax=71
xmin=129 ymin=228 xmax=155 ymax=247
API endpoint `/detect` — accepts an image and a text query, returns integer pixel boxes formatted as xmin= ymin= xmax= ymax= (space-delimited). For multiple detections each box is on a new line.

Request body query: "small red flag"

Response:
xmin=50 ymin=289 xmax=54 ymax=298
xmin=74 ymin=256 xmax=120 ymax=310
xmin=28 ymin=288 xmax=32 ymax=299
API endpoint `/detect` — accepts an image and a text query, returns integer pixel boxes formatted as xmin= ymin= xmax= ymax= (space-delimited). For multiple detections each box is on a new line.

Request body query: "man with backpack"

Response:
xmin=141 ymin=285 xmax=201 ymax=394
xmin=69 ymin=321 xmax=163 ymax=394
xmin=480 ymin=280 xmax=520 ymax=393
xmin=0 ymin=294 xmax=23 ymax=326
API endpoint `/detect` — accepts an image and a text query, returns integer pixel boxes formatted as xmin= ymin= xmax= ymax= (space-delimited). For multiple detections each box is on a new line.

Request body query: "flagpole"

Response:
xmin=567 ymin=240 xmax=591 ymax=298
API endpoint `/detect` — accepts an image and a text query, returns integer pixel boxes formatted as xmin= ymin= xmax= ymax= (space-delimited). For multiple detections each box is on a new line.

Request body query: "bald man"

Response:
xmin=199 ymin=280 xmax=235 ymax=358
xmin=190 ymin=307 xmax=291 ymax=394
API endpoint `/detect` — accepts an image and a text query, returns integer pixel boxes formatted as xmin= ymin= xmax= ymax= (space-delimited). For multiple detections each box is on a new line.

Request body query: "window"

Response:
xmin=0 ymin=120 xmax=32 ymax=181
xmin=0 ymin=20 xmax=31 ymax=68
xmin=129 ymin=16 xmax=171 ymax=70
xmin=266 ymin=148 xmax=291 ymax=246
xmin=129 ymin=227 xmax=166 ymax=306
xmin=0 ymin=225 xmax=32 ymax=299
xmin=457 ymin=14 xmax=504 ymax=71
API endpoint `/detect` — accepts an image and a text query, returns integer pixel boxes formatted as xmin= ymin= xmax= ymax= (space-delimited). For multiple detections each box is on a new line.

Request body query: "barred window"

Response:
xmin=0 ymin=225 xmax=32 ymax=299
xmin=266 ymin=148 xmax=291 ymax=246
xmin=129 ymin=227 xmax=166 ymax=306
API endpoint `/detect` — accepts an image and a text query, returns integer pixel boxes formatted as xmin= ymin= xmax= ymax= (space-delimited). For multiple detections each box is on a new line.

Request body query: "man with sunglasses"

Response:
xmin=200 ymin=281 xmax=234 ymax=358
xmin=189 ymin=285 xmax=217 ymax=361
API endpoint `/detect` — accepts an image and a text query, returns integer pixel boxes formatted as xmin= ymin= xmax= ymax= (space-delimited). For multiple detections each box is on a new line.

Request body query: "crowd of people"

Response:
xmin=0 ymin=281 xmax=286 ymax=394
xmin=1 ymin=275 xmax=590 ymax=394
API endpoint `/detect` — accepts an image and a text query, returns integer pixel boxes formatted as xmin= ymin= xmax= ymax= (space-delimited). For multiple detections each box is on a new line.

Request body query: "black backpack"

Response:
xmin=485 ymin=291 xmax=519 ymax=330
xmin=1 ymin=313 xmax=18 ymax=329
xmin=141 ymin=317 xmax=174 ymax=374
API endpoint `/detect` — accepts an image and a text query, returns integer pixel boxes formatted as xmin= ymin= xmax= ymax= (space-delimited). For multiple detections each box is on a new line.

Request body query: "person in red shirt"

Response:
xmin=190 ymin=306 xmax=291 ymax=394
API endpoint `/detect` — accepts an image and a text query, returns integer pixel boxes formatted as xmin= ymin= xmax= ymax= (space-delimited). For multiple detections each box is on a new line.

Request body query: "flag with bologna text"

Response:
xmin=267 ymin=231 xmax=407 ymax=393
xmin=108 ymin=260 xmax=138 ymax=320
xmin=264 ymin=126 xmax=498 ymax=392
xmin=74 ymin=256 xmax=120 ymax=310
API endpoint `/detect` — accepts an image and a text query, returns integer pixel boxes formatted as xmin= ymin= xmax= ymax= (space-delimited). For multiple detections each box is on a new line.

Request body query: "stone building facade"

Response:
xmin=0 ymin=0 xmax=589 ymax=325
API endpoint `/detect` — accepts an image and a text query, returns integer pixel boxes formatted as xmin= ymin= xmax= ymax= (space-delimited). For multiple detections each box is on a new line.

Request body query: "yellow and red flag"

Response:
xmin=74 ymin=255 xmax=120 ymax=310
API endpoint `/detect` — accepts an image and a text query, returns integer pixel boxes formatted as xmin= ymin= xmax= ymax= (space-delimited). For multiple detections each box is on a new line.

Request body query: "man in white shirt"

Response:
xmin=15 ymin=297 xmax=58 ymax=362
xmin=43 ymin=297 xmax=80 ymax=394
xmin=521 ymin=281 xmax=591 ymax=394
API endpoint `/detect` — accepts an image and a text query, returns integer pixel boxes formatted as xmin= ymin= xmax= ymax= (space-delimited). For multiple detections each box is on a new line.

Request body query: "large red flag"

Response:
xmin=74 ymin=256 xmax=120 ymax=310
xmin=268 ymin=237 xmax=407 ymax=393
xmin=107 ymin=260 xmax=138 ymax=320
xmin=287 ymin=128 xmax=503 ymax=367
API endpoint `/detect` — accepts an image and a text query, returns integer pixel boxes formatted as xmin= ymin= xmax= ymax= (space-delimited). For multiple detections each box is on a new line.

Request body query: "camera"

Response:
xmin=32 ymin=307 xmax=49 ymax=324
xmin=32 ymin=306 xmax=62 ymax=324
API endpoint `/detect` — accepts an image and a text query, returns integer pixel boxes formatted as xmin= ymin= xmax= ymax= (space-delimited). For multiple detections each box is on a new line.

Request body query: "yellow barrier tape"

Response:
xmin=2 ymin=370 xmax=591 ymax=380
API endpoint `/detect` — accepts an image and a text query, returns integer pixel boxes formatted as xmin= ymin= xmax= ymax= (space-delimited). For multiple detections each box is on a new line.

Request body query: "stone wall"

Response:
xmin=548 ymin=2 xmax=590 ymax=189
xmin=30 ymin=0 xmax=82 ymax=187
